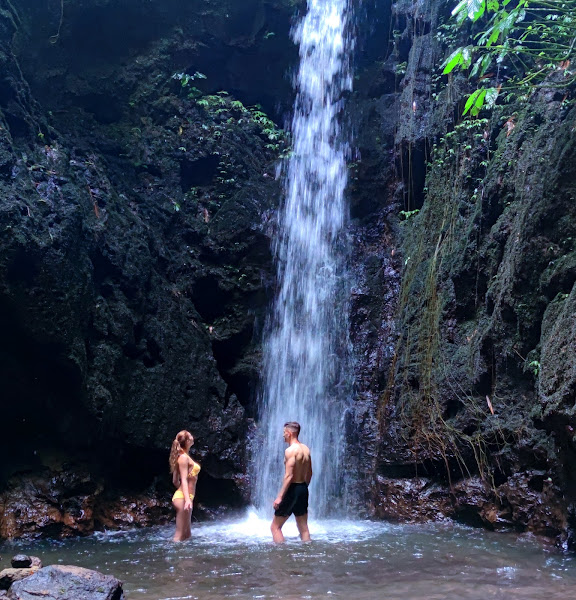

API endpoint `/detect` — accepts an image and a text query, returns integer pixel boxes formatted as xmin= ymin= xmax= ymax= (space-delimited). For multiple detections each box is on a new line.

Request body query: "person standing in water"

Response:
xmin=169 ymin=430 xmax=201 ymax=542
xmin=271 ymin=421 xmax=313 ymax=543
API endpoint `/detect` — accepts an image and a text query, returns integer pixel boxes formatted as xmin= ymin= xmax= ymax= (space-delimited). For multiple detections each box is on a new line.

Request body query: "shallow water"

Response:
xmin=1 ymin=512 xmax=575 ymax=599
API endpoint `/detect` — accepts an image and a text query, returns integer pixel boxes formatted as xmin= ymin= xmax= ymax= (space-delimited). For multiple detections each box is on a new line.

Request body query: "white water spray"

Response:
xmin=252 ymin=0 xmax=354 ymax=516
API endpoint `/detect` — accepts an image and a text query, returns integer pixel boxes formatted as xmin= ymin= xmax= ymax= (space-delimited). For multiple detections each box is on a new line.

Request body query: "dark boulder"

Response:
xmin=8 ymin=566 xmax=123 ymax=600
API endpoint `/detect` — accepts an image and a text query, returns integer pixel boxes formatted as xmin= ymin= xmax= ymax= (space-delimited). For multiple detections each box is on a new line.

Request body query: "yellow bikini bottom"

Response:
xmin=172 ymin=490 xmax=194 ymax=501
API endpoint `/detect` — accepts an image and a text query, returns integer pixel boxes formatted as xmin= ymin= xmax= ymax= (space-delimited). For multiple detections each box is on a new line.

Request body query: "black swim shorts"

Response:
xmin=274 ymin=482 xmax=308 ymax=517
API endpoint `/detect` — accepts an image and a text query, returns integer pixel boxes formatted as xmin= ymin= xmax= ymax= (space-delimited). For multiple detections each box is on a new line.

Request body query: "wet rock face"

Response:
xmin=345 ymin=0 xmax=403 ymax=511
xmin=15 ymin=0 xmax=300 ymax=123
xmin=373 ymin=477 xmax=452 ymax=523
xmin=0 ymin=467 xmax=176 ymax=539
xmin=363 ymin=0 xmax=576 ymax=545
xmin=0 ymin=0 xmax=296 ymax=537
xmin=373 ymin=474 xmax=568 ymax=538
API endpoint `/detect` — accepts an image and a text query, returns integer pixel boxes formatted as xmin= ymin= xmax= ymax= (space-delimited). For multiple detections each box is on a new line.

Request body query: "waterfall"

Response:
xmin=252 ymin=0 xmax=354 ymax=517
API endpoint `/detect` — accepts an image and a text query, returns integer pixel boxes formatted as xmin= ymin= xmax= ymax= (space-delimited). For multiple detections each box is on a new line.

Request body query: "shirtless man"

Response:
xmin=271 ymin=421 xmax=313 ymax=543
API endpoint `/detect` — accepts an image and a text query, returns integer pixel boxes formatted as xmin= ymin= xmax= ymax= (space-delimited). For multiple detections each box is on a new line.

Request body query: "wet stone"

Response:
xmin=8 ymin=565 xmax=124 ymax=600
xmin=10 ymin=557 xmax=31 ymax=569
xmin=0 ymin=568 xmax=37 ymax=590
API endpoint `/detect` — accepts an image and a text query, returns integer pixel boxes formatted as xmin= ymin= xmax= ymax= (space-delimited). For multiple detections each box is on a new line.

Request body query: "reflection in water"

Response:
xmin=1 ymin=515 xmax=575 ymax=599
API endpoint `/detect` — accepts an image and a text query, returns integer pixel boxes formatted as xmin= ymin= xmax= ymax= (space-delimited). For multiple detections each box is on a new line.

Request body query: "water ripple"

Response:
xmin=1 ymin=515 xmax=575 ymax=599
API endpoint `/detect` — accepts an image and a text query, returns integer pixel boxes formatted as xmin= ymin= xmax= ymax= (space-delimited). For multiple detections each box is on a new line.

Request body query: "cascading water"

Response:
xmin=252 ymin=0 xmax=354 ymax=516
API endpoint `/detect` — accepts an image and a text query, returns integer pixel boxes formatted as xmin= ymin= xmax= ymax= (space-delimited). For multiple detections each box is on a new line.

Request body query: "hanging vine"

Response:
xmin=49 ymin=0 xmax=64 ymax=45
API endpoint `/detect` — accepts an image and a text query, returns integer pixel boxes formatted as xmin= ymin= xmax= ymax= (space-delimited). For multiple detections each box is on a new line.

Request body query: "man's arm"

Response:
xmin=306 ymin=456 xmax=313 ymax=485
xmin=273 ymin=452 xmax=295 ymax=509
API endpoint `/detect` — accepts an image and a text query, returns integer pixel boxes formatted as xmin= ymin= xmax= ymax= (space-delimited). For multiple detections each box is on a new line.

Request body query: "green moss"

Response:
xmin=385 ymin=79 xmax=576 ymax=488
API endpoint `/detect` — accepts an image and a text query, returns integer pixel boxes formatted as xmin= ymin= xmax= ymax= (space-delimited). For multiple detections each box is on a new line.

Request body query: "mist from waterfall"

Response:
xmin=252 ymin=0 xmax=354 ymax=516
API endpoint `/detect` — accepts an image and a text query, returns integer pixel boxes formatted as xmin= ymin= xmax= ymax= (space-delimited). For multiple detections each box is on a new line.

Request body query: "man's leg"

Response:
xmin=295 ymin=513 xmax=310 ymax=542
xmin=270 ymin=515 xmax=289 ymax=543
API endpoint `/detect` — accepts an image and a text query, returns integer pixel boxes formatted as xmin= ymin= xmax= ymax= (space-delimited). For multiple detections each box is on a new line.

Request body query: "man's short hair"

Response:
xmin=284 ymin=421 xmax=301 ymax=436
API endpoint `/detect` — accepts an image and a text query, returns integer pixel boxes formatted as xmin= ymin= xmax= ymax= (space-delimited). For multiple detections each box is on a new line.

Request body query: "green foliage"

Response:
xmin=528 ymin=360 xmax=540 ymax=376
xmin=172 ymin=71 xmax=207 ymax=87
xmin=395 ymin=61 xmax=408 ymax=75
xmin=442 ymin=0 xmax=576 ymax=115
xmin=191 ymin=93 xmax=288 ymax=164
xmin=172 ymin=71 xmax=207 ymax=99
xmin=462 ymin=86 xmax=500 ymax=115
xmin=399 ymin=208 xmax=421 ymax=220
xmin=442 ymin=45 xmax=473 ymax=73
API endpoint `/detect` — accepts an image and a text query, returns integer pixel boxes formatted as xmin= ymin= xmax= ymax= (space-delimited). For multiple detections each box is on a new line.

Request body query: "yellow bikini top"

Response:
xmin=189 ymin=461 xmax=201 ymax=478
xmin=178 ymin=450 xmax=200 ymax=479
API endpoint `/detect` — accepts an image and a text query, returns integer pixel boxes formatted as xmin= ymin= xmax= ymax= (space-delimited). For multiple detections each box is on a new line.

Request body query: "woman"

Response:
xmin=169 ymin=430 xmax=201 ymax=541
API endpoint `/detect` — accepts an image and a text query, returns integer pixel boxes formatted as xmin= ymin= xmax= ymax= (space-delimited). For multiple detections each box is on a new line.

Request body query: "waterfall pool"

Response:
xmin=1 ymin=512 xmax=574 ymax=599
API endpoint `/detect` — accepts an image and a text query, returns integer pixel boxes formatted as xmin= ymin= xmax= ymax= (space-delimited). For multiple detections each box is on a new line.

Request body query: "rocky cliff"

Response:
xmin=2 ymin=0 xmax=576 ymax=547
xmin=359 ymin=0 xmax=576 ymax=548
xmin=0 ymin=0 xmax=298 ymax=537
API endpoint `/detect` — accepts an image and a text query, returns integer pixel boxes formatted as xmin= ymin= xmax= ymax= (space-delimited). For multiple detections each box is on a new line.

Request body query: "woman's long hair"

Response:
xmin=169 ymin=430 xmax=192 ymax=475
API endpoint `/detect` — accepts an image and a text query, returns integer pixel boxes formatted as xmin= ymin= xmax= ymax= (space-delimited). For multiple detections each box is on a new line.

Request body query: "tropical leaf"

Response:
xmin=442 ymin=46 xmax=474 ymax=74
xmin=484 ymin=86 xmax=500 ymax=108
xmin=452 ymin=0 xmax=469 ymax=23
xmin=486 ymin=13 xmax=510 ymax=47
xmin=468 ymin=0 xmax=486 ymax=21
xmin=463 ymin=88 xmax=487 ymax=116
xmin=470 ymin=53 xmax=493 ymax=77
xmin=479 ymin=53 xmax=493 ymax=76
xmin=461 ymin=45 xmax=473 ymax=67
xmin=477 ymin=24 xmax=494 ymax=45
xmin=463 ymin=89 xmax=482 ymax=115
xmin=502 ymin=9 xmax=520 ymax=31
xmin=442 ymin=48 xmax=466 ymax=73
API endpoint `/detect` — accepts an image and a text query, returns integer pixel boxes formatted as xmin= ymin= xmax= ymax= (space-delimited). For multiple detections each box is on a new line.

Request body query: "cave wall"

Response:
xmin=360 ymin=0 xmax=576 ymax=547
xmin=0 ymin=0 xmax=300 ymax=538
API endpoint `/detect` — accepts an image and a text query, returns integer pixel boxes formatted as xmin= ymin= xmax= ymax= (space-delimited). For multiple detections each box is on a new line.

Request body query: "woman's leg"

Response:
xmin=184 ymin=499 xmax=193 ymax=539
xmin=173 ymin=499 xmax=192 ymax=541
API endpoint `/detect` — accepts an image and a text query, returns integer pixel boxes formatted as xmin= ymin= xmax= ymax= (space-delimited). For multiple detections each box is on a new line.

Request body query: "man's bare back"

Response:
xmin=285 ymin=442 xmax=312 ymax=484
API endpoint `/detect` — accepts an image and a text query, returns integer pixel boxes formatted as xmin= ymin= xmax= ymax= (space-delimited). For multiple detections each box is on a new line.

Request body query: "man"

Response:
xmin=271 ymin=421 xmax=313 ymax=543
